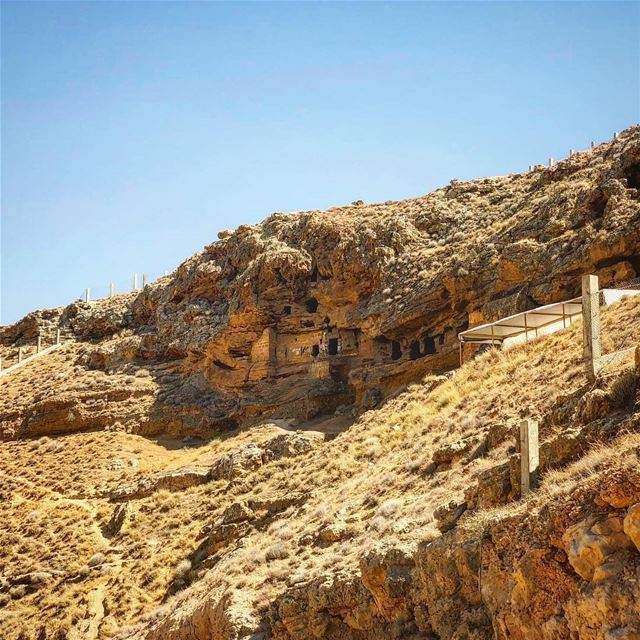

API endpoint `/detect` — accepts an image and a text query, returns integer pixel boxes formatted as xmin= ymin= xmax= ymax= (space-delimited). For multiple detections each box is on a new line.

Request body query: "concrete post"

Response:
xmin=110 ymin=282 xmax=115 ymax=298
xmin=85 ymin=288 xmax=91 ymax=302
xmin=164 ymin=270 xmax=169 ymax=276
xmin=520 ymin=418 xmax=539 ymax=497
xmin=548 ymin=157 xmax=554 ymax=168
xmin=613 ymin=132 xmax=618 ymax=140
xmin=582 ymin=274 xmax=602 ymax=379
xmin=18 ymin=347 xmax=24 ymax=363
xmin=56 ymin=328 xmax=61 ymax=345
xmin=591 ymin=141 xmax=596 ymax=150
xmin=142 ymin=273 xmax=148 ymax=287
xmin=37 ymin=334 xmax=42 ymax=353
xmin=133 ymin=273 xmax=138 ymax=291
xmin=569 ymin=149 xmax=575 ymax=157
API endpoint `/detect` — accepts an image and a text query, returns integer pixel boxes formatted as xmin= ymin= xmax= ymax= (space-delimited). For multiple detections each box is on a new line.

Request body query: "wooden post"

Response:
xmin=133 ymin=273 xmax=138 ymax=291
xmin=37 ymin=334 xmax=42 ymax=353
xmin=110 ymin=282 xmax=115 ymax=298
xmin=18 ymin=347 xmax=24 ymax=363
xmin=582 ymin=274 xmax=602 ymax=379
xmin=520 ymin=418 xmax=539 ymax=497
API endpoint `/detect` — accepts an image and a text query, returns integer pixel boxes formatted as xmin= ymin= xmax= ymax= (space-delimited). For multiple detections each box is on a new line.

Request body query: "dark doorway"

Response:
xmin=305 ymin=298 xmax=319 ymax=313
xmin=409 ymin=341 xmax=422 ymax=360
xmin=283 ymin=305 xmax=292 ymax=315
xmin=391 ymin=340 xmax=402 ymax=360
xmin=328 ymin=338 xmax=339 ymax=355
xmin=424 ymin=336 xmax=436 ymax=355
xmin=312 ymin=344 xmax=320 ymax=357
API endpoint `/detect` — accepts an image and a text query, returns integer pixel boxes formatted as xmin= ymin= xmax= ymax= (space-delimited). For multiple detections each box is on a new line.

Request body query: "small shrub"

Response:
xmin=174 ymin=559 xmax=191 ymax=578
xmin=377 ymin=498 xmax=401 ymax=517
xmin=264 ymin=543 xmax=289 ymax=561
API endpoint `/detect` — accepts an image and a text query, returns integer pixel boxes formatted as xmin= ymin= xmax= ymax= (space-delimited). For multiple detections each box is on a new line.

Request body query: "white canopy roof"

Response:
xmin=458 ymin=288 xmax=640 ymax=345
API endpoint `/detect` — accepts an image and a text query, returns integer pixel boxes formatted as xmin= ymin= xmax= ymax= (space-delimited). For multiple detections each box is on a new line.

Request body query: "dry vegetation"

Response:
xmin=1 ymin=295 xmax=639 ymax=639
xmin=0 ymin=290 xmax=640 ymax=639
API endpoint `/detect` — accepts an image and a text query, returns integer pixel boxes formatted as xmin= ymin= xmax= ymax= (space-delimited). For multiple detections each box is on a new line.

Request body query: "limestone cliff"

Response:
xmin=2 ymin=127 xmax=640 ymax=442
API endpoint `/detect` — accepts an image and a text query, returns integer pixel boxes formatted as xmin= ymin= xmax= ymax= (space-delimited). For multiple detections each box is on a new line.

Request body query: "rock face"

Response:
xmin=2 ymin=128 xmax=640 ymax=440
xmin=2 ymin=130 xmax=640 ymax=640
xmin=263 ymin=473 xmax=640 ymax=640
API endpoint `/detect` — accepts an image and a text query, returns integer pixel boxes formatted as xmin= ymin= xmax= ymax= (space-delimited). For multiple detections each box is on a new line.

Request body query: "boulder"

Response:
xmin=562 ymin=514 xmax=634 ymax=581
xmin=623 ymin=503 xmax=640 ymax=552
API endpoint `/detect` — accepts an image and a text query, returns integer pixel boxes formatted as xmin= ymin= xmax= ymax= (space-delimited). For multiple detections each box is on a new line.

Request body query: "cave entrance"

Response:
xmin=305 ymin=298 xmax=319 ymax=313
xmin=283 ymin=305 xmax=292 ymax=315
xmin=409 ymin=341 xmax=422 ymax=360
xmin=312 ymin=344 xmax=320 ymax=357
xmin=391 ymin=340 xmax=402 ymax=360
xmin=328 ymin=338 xmax=339 ymax=356
xmin=424 ymin=336 xmax=436 ymax=355
xmin=625 ymin=161 xmax=640 ymax=190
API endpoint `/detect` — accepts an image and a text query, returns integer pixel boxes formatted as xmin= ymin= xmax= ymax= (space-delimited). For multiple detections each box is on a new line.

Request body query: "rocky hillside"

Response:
xmin=0 ymin=128 xmax=639 ymax=640
xmin=2 ymin=127 xmax=640 ymax=441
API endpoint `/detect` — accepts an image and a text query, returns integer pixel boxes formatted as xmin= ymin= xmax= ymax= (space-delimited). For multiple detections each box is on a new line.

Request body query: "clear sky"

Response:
xmin=1 ymin=1 xmax=638 ymax=325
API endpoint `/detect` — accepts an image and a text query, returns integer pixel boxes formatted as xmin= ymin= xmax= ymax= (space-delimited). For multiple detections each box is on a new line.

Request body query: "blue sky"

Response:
xmin=1 ymin=1 xmax=638 ymax=324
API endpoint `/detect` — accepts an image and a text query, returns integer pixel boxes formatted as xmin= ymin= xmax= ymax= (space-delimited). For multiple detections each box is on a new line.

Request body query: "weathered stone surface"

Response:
xmin=221 ymin=501 xmax=255 ymax=525
xmin=562 ymin=514 xmax=634 ymax=581
xmin=209 ymin=444 xmax=264 ymax=481
xmin=624 ymin=503 xmax=640 ymax=552
xmin=4 ymin=127 xmax=640 ymax=441
xmin=433 ymin=501 xmax=467 ymax=533
xmin=432 ymin=439 xmax=472 ymax=466
xmin=209 ymin=433 xmax=321 ymax=482
xmin=109 ymin=466 xmax=211 ymax=501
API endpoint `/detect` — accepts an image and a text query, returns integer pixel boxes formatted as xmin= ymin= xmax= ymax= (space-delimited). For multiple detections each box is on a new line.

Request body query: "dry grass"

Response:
xmin=1 ymin=295 xmax=639 ymax=639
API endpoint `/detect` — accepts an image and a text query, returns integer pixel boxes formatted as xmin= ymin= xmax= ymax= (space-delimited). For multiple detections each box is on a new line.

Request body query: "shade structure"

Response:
xmin=458 ymin=288 xmax=640 ymax=349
